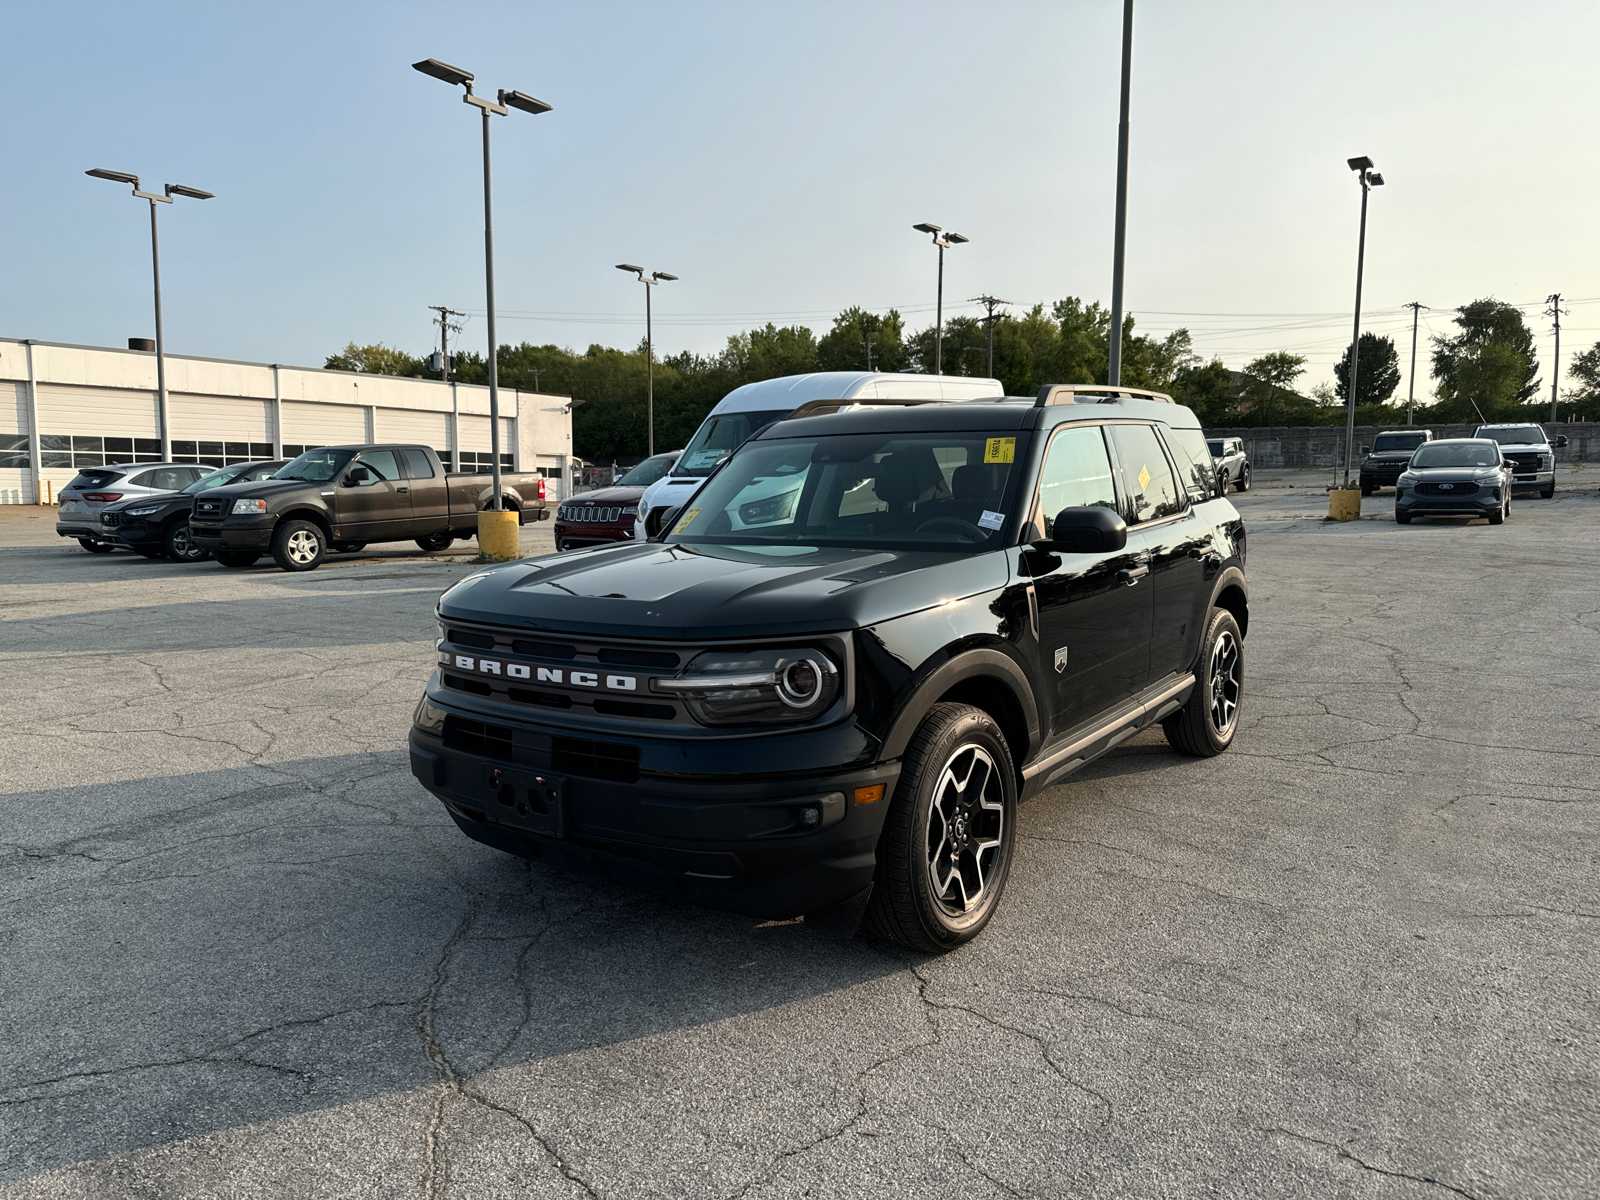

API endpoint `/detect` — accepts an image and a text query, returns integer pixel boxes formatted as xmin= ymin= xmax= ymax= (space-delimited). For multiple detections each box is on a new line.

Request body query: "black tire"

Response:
xmin=1395 ymin=511 xmax=1412 ymax=524
xmin=861 ymin=703 xmax=1018 ymax=953
xmin=331 ymin=541 xmax=367 ymax=553
xmin=214 ymin=550 xmax=259 ymax=568
xmin=415 ymin=533 xmax=454 ymax=552
xmin=1235 ymin=465 xmax=1251 ymax=493
xmin=164 ymin=519 xmax=210 ymax=563
xmin=77 ymin=538 xmax=114 ymax=554
xmin=1488 ymin=501 xmax=1505 ymax=525
xmin=1360 ymin=482 xmax=1373 ymax=497
xmin=1540 ymin=485 xmax=1555 ymax=499
xmin=136 ymin=547 xmax=166 ymax=559
xmin=271 ymin=519 xmax=326 ymax=572
xmin=1162 ymin=608 xmax=1244 ymax=758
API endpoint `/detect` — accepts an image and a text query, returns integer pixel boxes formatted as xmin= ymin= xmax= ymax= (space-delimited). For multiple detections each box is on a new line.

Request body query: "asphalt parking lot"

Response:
xmin=3 ymin=474 xmax=1597 ymax=1199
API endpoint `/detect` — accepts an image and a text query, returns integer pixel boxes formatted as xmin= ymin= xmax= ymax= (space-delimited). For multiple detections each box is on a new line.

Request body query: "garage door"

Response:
xmin=0 ymin=382 xmax=29 ymax=504
xmin=169 ymin=394 xmax=274 ymax=466
xmin=282 ymin=401 xmax=366 ymax=458
xmin=375 ymin=407 xmax=450 ymax=465
xmin=456 ymin=414 xmax=516 ymax=472
xmin=34 ymin=384 xmax=162 ymax=472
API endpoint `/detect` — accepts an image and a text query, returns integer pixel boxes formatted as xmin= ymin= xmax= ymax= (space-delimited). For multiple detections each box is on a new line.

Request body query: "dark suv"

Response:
xmin=410 ymin=385 xmax=1248 ymax=951
xmin=1359 ymin=429 xmax=1432 ymax=495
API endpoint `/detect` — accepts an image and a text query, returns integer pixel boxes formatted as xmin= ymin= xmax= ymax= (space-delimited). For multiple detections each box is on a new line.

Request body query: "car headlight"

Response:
xmin=232 ymin=498 xmax=268 ymax=514
xmin=413 ymin=695 xmax=447 ymax=735
xmin=126 ymin=505 xmax=160 ymax=516
xmin=1397 ymin=472 xmax=1417 ymax=485
xmin=622 ymin=506 xmax=638 ymax=516
xmin=636 ymin=499 xmax=650 ymax=519
xmin=656 ymin=647 xmax=841 ymax=725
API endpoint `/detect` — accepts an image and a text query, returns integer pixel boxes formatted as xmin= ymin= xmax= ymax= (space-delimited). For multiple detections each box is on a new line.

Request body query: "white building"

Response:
xmin=0 ymin=337 xmax=574 ymax=504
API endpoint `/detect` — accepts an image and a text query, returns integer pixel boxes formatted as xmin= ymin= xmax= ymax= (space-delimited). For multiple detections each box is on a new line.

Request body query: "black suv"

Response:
xmin=1359 ymin=428 xmax=1432 ymax=495
xmin=410 ymin=385 xmax=1248 ymax=951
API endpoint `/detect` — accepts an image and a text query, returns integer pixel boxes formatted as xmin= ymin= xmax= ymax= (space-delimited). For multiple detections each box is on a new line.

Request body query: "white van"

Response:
xmin=634 ymin=371 xmax=1003 ymax=539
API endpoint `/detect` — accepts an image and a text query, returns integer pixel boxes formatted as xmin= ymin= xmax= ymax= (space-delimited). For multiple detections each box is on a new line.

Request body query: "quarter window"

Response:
xmin=1036 ymin=425 xmax=1117 ymax=537
xmin=1163 ymin=427 xmax=1219 ymax=503
xmin=1108 ymin=424 xmax=1183 ymax=524
xmin=402 ymin=449 xmax=436 ymax=479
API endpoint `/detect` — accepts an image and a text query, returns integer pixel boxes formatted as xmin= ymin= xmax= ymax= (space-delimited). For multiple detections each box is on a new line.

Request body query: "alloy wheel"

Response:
xmin=286 ymin=530 xmax=319 ymax=565
xmin=925 ymin=744 xmax=1005 ymax=914
xmin=1209 ymin=629 xmax=1242 ymax=737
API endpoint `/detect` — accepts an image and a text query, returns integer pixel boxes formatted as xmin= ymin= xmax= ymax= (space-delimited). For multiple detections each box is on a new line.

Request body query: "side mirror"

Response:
xmin=651 ymin=505 xmax=682 ymax=540
xmin=344 ymin=466 xmax=371 ymax=486
xmin=1039 ymin=506 xmax=1128 ymax=554
xmin=1360 ymin=444 xmax=1370 ymax=455
xmin=1555 ymin=435 xmax=1569 ymax=448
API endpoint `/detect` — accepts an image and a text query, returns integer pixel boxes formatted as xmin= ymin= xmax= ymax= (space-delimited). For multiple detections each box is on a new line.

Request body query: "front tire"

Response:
xmin=415 ymin=533 xmax=454 ymax=552
xmin=77 ymin=538 xmax=114 ymax=554
xmin=1163 ymin=608 xmax=1244 ymax=758
xmin=164 ymin=519 xmax=210 ymax=563
xmin=1360 ymin=482 xmax=1374 ymax=497
xmin=1235 ymin=465 xmax=1251 ymax=493
xmin=1540 ymin=484 xmax=1555 ymax=499
xmin=271 ymin=520 xmax=326 ymax=572
xmin=1395 ymin=511 xmax=1412 ymax=524
xmin=862 ymin=703 xmax=1017 ymax=952
xmin=1488 ymin=500 xmax=1505 ymax=525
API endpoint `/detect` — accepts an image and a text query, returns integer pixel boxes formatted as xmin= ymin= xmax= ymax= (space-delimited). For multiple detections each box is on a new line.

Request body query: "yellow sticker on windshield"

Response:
xmin=1138 ymin=464 xmax=1151 ymax=492
xmin=673 ymin=507 xmax=702 ymax=533
xmin=984 ymin=437 xmax=1015 ymax=464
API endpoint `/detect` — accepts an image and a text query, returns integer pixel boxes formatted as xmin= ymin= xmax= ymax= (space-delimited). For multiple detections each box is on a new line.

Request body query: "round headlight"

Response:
xmin=777 ymin=658 xmax=823 ymax=707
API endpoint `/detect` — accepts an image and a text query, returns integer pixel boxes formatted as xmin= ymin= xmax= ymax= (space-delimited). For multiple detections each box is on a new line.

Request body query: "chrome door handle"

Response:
xmin=397 ymin=486 xmax=408 ymax=493
xmin=1118 ymin=565 xmax=1149 ymax=586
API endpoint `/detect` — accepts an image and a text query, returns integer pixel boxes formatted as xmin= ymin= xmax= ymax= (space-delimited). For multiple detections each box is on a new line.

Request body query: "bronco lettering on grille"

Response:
xmin=443 ymin=653 xmax=638 ymax=692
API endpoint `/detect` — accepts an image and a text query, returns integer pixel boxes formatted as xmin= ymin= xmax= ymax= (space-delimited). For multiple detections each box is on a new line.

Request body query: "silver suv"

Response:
xmin=1206 ymin=437 xmax=1250 ymax=492
xmin=1472 ymin=424 xmax=1568 ymax=499
xmin=56 ymin=463 xmax=210 ymax=553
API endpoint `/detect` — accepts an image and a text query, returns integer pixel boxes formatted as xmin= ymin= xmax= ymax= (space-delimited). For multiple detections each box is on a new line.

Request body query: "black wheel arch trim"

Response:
xmin=878 ymin=646 xmax=1042 ymax=774
xmin=1208 ymin=566 xmax=1249 ymax=638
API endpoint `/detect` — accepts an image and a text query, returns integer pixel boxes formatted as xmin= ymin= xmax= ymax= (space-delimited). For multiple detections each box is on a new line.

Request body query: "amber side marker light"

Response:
xmin=853 ymin=785 xmax=886 ymax=805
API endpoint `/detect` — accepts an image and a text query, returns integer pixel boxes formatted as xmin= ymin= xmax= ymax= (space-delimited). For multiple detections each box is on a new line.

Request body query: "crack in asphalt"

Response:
xmin=1263 ymin=1126 xmax=1484 ymax=1199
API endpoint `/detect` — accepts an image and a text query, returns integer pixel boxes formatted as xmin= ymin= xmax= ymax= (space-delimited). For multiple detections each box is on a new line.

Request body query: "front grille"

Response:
xmin=1416 ymin=481 xmax=1479 ymax=496
xmin=444 ymin=714 xmax=513 ymax=759
xmin=559 ymin=505 xmax=627 ymax=523
xmin=193 ymin=498 xmax=224 ymax=523
xmin=100 ymin=511 xmax=123 ymax=528
xmin=1504 ymin=452 xmax=1543 ymax=470
xmin=552 ymin=736 xmax=640 ymax=782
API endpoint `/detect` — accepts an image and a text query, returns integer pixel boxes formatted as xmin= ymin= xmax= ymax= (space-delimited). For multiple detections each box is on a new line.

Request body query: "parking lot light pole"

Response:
xmin=86 ymin=170 xmax=213 ymax=463
xmin=1341 ymin=156 xmax=1383 ymax=490
xmin=912 ymin=223 xmax=968 ymax=374
xmin=412 ymin=59 xmax=551 ymax=528
xmin=616 ymin=265 xmax=677 ymax=456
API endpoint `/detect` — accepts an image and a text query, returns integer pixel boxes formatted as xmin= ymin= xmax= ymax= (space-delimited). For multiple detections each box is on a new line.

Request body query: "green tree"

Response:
xmin=1563 ymin=341 xmax=1600 ymax=420
xmin=1170 ymin=359 xmax=1236 ymax=426
xmin=324 ymin=342 xmax=424 ymax=376
xmin=1238 ymin=352 xmax=1307 ymax=426
xmin=817 ymin=307 xmax=907 ymax=372
xmin=1430 ymin=298 xmax=1541 ymax=419
xmin=1334 ymin=332 xmax=1401 ymax=407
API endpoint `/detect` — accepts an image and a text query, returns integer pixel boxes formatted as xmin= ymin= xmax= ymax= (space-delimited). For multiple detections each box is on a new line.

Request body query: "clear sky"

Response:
xmin=4 ymin=1 xmax=1597 ymax=396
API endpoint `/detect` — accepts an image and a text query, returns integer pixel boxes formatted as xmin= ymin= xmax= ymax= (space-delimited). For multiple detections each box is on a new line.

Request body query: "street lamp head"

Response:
xmin=499 ymin=89 xmax=553 ymax=115
xmin=1367 ymin=172 xmax=1384 ymax=187
xmin=616 ymin=263 xmax=644 ymax=274
xmin=652 ymin=272 xmax=678 ymax=282
xmin=165 ymin=184 xmax=214 ymax=200
xmin=1346 ymin=155 xmax=1374 ymax=172
xmin=912 ymin=222 xmax=941 ymax=234
xmin=947 ymin=233 xmax=970 ymax=244
xmin=87 ymin=168 xmax=139 ymax=186
xmin=413 ymin=58 xmax=474 ymax=88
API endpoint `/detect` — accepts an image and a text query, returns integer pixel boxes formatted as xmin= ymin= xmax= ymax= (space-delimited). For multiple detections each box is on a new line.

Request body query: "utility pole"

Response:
xmin=972 ymin=295 xmax=1010 ymax=377
xmin=1401 ymin=301 xmax=1428 ymax=425
xmin=429 ymin=305 xmax=464 ymax=382
xmin=1107 ymin=0 xmax=1134 ymax=385
xmin=1546 ymin=293 xmax=1567 ymax=423
xmin=864 ymin=336 xmax=875 ymax=371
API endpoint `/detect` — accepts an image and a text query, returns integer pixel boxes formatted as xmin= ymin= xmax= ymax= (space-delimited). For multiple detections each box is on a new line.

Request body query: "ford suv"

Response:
xmin=409 ymin=386 xmax=1248 ymax=951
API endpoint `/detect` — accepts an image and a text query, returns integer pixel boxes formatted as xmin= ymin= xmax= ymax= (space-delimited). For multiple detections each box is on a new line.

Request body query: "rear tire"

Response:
xmin=271 ymin=520 xmax=326 ymax=572
xmin=861 ymin=703 xmax=1017 ymax=953
xmin=330 ymin=541 xmax=367 ymax=553
xmin=78 ymin=538 xmax=114 ymax=554
xmin=415 ymin=533 xmax=454 ymax=552
xmin=1395 ymin=511 xmax=1412 ymax=524
xmin=214 ymin=550 xmax=259 ymax=568
xmin=1235 ymin=465 xmax=1251 ymax=493
xmin=1163 ymin=608 xmax=1244 ymax=758
xmin=164 ymin=519 xmax=210 ymax=563
xmin=1360 ymin=482 xmax=1373 ymax=497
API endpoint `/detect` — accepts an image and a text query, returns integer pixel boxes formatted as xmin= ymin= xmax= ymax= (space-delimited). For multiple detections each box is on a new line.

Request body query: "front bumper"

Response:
xmin=409 ymin=692 xmax=898 ymax=919
xmin=554 ymin=521 xmax=633 ymax=551
xmin=1395 ymin=488 xmax=1503 ymax=518
xmin=1508 ymin=470 xmax=1554 ymax=491
xmin=189 ymin=518 xmax=273 ymax=552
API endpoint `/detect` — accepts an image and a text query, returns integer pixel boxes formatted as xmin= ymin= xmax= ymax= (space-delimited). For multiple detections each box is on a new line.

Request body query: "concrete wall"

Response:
xmin=1203 ymin=422 xmax=1600 ymax=469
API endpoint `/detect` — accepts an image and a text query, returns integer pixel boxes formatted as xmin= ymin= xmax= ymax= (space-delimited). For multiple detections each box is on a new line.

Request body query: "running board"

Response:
xmin=1021 ymin=672 xmax=1196 ymax=795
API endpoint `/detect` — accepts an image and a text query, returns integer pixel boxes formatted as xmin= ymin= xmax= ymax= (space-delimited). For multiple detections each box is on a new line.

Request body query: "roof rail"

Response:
xmin=1035 ymin=384 xmax=1174 ymax=406
xmin=786 ymin=397 xmax=946 ymax=421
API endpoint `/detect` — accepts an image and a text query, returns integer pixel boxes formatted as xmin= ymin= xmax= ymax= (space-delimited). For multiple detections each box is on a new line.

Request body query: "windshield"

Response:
xmin=275 ymin=448 xmax=355 ymax=482
xmin=674 ymin=409 xmax=791 ymax=478
xmin=1373 ymin=433 xmax=1426 ymax=452
xmin=186 ymin=465 xmax=247 ymax=494
xmin=1477 ymin=426 xmax=1545 ymax=445
xmin=1411 ymin=444 xmax=1501 ymax=469
xmin=666 ymin=431 xmax=1026 ymax=552
xmin=617 ymin=453 xmax=678 ymax=487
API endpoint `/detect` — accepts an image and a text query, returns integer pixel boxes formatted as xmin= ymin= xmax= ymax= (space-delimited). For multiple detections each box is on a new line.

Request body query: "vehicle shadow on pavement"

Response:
xmin=0 ymin=752 xmax=906 ymax=1182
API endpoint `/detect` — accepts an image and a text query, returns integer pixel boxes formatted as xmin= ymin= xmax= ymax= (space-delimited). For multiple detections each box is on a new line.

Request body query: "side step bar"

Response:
xmin=1020 ymin=672 xmax=1195 ymax=796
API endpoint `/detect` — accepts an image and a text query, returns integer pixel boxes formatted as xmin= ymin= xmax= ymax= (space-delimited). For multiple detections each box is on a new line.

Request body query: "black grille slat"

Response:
xmin=552 ymin=736 xmax=640 ymax=783
xmin=1416 ymin=481 xmax=1480 ymax=496
xmin=511 ymin=638 xmax=578 ymax=660
xmin=558 ymin=505 xmax=627 ymax=523
xmin=444 ymin=714 xmax=513 ymax=758
xmin=592 ymin=698 xmax=676 ymax=721
xmin=447 ymin=628 xmax=496 ymax=650
xmin=597 ymin=647 xmax=679 ymax=669
xmin=508 ymin=687 xmax=574 ymax=709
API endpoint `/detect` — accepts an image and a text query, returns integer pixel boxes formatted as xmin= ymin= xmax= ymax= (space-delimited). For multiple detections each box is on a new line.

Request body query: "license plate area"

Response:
xmin=483 ymin=764 xmax=565 ymax=837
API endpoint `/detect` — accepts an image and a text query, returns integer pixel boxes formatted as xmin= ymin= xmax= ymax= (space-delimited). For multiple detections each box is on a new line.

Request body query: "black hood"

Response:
xmin=437 ymin=541 xmax=1011 ymax=640
xmin=101 ymin=491 xmax=186 ymax=513
xmin=205 ymin=477 xmax=312 ymax=500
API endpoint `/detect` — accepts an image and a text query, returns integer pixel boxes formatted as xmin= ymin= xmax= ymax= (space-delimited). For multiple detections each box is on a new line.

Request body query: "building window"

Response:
xmin=0 ymin=434 xmax=30 ymax=469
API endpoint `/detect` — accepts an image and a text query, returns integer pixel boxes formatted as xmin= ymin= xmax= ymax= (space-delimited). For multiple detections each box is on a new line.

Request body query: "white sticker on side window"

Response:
xmin=977 ymin=510 xmax=1005 ymax=531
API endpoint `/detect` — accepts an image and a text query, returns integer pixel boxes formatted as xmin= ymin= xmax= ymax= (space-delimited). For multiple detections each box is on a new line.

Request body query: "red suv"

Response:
xmin=554 ymin=451 xmax=680 ymax=551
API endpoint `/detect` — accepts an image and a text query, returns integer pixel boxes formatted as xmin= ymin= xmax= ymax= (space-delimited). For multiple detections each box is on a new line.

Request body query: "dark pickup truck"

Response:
xmin=188 ymin=444 xmax=548 ymax=572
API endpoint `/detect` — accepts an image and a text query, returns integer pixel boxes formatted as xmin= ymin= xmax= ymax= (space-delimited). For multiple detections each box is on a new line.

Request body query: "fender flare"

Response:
xmin=1207 ymin=566 xmax=1249 ymax=637
xmin=277 ymin=507 xmax=334 ymax=538
xmin=878 ymin=647 xmax=1041 ymax=766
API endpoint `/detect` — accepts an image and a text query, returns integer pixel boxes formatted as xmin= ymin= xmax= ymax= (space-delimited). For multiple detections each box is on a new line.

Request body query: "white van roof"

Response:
xmin=709 ymin=371 xmax=1003 ymax=415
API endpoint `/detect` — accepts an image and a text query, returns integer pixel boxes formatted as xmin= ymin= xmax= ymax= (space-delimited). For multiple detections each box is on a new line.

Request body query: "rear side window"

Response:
xmin=138 ymin=468 xmax=193 ymax=491
xmin=1036 ymin=425 xmax=1117 ymax=537
xmin=402 ymin=449 xmax=436 ymax=479
xmin=1108 ymin=424 xmax=1183 ymax=524
xmin=1163 ymin=427 xmax=1219 ymax=503
xmin=66 ymin=470 xmax=122 ymax=490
